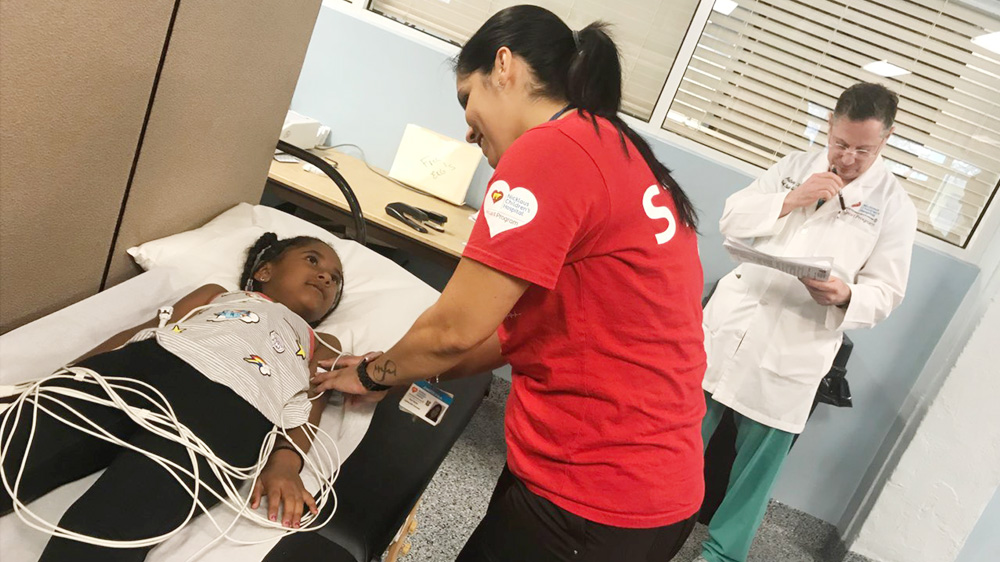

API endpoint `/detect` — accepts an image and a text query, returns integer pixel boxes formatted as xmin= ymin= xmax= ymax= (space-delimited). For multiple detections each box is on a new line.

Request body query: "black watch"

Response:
xmin=357 ymin=357 xmax=392 ymax=391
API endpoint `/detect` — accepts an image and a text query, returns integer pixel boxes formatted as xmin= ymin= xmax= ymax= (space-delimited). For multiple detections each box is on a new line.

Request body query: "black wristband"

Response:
xmin=357 ymin=357 xmax=392 ymax=391
xmin=272 ymin=443 xmax=304 ymax=473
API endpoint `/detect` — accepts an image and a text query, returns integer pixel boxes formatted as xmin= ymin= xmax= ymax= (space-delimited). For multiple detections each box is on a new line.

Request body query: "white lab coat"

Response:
xmin=703 ymin=149 xmax=917 ymax=433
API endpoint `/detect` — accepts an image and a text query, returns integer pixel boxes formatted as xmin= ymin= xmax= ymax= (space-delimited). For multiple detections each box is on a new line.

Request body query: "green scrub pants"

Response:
xmin=699 ymin=392 xmax=796 ymax=562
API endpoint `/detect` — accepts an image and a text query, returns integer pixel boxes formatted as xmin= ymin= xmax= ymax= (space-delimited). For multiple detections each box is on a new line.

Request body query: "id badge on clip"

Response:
xmin=399 ymin=380 xmax=453 ymax=426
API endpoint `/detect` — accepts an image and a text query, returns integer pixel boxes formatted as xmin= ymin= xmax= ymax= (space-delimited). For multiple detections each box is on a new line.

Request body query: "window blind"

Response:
xmin=663 ymin=0 xmax=1000 ymax=246
xmin=368 ymin=0 xmax=701 ymax=120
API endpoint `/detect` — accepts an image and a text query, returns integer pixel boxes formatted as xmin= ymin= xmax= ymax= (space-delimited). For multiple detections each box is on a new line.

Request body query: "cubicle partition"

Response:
xmin=0 ymin=0 xmax=323 ymax=333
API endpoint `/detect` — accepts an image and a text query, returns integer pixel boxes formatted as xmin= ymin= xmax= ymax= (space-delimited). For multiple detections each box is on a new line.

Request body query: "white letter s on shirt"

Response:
xmin=643 ymin=185 xmax=676 ymax=245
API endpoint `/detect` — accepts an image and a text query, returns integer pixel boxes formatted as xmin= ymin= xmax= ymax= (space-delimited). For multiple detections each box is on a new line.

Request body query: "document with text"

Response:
xmin=723 ymin=237 xmax=832 ymax=281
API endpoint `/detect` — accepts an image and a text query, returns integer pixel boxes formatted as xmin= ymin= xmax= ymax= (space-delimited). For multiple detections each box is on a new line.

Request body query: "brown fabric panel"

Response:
xmin=104 ymin=0 xmax=322 ymax=287
xmin=0 ymin=0 xmax=175 ymax=333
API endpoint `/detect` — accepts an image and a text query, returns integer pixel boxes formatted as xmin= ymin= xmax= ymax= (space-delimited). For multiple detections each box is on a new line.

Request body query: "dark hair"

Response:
xmin=834 ymin=82 xmax=899 ymax=131
xmin=239 ymin=232 xmax=343 ymax=321
xmin=455 ymin=5 xmax=698 ymax=229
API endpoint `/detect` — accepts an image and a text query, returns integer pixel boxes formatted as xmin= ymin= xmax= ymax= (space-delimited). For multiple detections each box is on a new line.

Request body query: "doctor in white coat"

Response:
xmin=694 ymin=83 xmax=917 ymax=562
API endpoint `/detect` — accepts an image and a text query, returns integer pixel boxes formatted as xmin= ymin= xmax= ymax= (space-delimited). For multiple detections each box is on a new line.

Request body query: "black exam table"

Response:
xmin=263 ymin=371 xmax=495 ymax=562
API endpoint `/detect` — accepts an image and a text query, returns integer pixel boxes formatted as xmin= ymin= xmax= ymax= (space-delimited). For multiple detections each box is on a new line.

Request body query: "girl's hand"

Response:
xmin=250 ymin=449 xmax=318 ymax=528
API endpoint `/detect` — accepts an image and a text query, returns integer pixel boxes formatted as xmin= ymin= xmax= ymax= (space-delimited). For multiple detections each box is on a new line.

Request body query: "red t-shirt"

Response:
xmin=463 ymin=113 xmax=706 ymax=528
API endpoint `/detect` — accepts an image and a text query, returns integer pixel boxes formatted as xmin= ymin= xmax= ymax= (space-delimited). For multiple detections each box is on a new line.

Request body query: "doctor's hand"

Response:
xmin=800 ymin=276 xmax=851 ymax=307
xmin=312 ymin=351 xmax=389 ymax=404
xmin=781 ymin=172 xmax=844 ymax=216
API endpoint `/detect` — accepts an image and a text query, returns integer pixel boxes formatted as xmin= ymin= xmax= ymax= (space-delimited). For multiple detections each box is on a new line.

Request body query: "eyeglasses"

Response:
xmin=830 ymin=141 xmax=878 ymax=159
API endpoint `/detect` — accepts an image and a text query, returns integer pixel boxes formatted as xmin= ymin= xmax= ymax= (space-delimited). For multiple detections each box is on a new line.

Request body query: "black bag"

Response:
xmin=816 ymin=365 xmax=852 ymax=407
xmin=816 ymin=334 xmax=853 ymax=408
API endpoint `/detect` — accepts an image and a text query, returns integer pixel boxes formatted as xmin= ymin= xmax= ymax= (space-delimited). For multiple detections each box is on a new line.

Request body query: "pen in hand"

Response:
xmin=830 ymin=165 xmax=846 ymax=211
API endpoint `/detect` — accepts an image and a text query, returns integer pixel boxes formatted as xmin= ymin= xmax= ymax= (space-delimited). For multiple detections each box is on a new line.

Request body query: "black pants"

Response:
xmin=456 ymin=466 xmax=697 ymax=562
xmin=0 ymin=340 xmax=273 ymax=562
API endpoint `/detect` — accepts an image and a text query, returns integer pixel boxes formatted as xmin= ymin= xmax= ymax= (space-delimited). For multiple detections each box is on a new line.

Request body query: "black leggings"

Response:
xmin=456 ymin=465 xmax=697 ymax=562
xmin=0 ymin=340 xmax=273 ymax=562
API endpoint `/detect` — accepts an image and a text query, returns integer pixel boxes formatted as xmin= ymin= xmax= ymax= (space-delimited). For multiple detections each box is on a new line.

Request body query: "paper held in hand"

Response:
xmin=723 ymin=237 xmax=833 ymax=281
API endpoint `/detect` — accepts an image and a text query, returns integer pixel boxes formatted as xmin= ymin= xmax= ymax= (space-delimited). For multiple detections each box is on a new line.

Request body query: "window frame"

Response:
xmin=321 ymin=0 xmax=1000 ymax=264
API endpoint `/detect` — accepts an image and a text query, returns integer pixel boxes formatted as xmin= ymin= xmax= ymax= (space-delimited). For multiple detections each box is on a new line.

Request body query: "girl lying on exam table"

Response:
xmin=0 ymin=232 xmax=358 ymax=562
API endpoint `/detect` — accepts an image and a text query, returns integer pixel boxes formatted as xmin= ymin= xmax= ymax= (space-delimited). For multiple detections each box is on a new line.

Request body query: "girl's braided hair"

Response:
xmin=239 ymin=232 xmax=344 ymax=323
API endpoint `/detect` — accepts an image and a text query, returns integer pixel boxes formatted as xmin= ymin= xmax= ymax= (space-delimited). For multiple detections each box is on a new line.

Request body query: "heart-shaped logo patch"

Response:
xmin=482 ymin=180 xmax=538 ymax=237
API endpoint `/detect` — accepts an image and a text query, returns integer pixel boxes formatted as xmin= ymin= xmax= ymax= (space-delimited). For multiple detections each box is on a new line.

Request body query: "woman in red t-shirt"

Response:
xmin=313 ymin=5 xmax=706 ymax=561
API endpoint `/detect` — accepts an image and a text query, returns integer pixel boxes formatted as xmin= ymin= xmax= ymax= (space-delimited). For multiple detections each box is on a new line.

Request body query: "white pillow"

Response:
xmin=127 ymin=204 xmax=438 ymax=354
xmin=127 ymin=203 xmax=255 ymax=270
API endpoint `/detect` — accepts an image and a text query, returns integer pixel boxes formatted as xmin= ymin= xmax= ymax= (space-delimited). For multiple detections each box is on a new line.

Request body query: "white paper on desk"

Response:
xmin=389 ymin=124 xmax=483 ymax=205
xmin=723 ymin=237 xmax=833 ymax=281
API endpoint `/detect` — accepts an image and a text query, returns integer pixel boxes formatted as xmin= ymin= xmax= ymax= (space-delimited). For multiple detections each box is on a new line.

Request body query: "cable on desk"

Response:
xmin=319 ymin=144 xmax=432 ymax=198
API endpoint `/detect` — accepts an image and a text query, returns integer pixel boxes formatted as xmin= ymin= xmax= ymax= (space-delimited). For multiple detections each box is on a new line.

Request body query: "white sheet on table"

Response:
xmin=0 ymin=252 xmax=439 ymax=561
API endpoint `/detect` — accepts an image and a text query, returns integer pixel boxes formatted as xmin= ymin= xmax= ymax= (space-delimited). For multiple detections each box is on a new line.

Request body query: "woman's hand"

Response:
xmin=251 ymin=449 xmax=318 ymax=528
xmin=308 ymin=352 xmax=364 ymax=400
xmin=312 ymin=352 xmax=389 ymax=404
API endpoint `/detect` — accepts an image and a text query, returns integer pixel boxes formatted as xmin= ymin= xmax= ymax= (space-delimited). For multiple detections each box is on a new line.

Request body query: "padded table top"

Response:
xmin=280 ymin=371 xmax=495 ymax=562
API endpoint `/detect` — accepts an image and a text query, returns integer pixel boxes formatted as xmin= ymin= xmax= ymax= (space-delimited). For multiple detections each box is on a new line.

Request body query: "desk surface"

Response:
xmin=267 ymin=149 xmax=477 ymax=260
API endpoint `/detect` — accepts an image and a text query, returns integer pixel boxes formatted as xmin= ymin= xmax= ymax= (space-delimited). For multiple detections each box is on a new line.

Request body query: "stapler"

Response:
xmin=386 ymin=202 xmax=447 ymax=233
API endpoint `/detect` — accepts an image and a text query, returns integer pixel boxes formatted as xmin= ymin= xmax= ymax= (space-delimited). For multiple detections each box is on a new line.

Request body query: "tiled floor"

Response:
xmin=404 ymin=376 xmax=834 ymax=562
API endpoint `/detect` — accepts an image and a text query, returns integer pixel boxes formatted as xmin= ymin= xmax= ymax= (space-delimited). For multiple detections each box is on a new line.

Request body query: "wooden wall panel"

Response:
xmin=104 ymin=0 xmax=322 ymax=286
xmin=0 ymin=0 xmax=175 ymax=333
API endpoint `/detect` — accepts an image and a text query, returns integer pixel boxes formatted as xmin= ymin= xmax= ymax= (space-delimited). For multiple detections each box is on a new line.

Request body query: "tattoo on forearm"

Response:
xmin=372 ymin=360 xmax=397 ymax=382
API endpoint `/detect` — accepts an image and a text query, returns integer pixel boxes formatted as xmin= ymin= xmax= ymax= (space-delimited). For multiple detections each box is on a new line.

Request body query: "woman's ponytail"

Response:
xmin=456 ymin=5 xmax=698 ymax=229
xmin=567 ymin=23 xmax=622 ymax=120
xmin=566 ymin=24 xmax=698 ymax=230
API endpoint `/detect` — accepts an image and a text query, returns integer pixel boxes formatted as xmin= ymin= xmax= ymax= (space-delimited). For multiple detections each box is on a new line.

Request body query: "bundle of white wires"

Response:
xmin=0 ymin=300 xmax=343 ymax=561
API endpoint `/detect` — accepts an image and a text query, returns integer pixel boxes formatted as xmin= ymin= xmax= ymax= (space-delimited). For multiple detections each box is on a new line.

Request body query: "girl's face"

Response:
xmin=254 ymin=241 xmax=343 ymax=323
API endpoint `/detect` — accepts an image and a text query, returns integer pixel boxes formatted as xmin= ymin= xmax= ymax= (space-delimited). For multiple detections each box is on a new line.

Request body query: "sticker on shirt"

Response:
xmin=170 ymin=325 xmax=185 ymax=334
xmin=269 ymin=330 xmax=286 ymax=354
xmin=244 ymin=355 xmax=272 ymax=376
xmin=295 ymin=340 xmax=306 ymax=360
xmin=209 ymin=310 xmax=260 ymax=324
xmin=482 ymin=180 xmax=538 ymax=237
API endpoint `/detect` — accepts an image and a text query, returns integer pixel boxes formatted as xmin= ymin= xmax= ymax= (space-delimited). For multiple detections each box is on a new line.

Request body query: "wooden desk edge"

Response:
xmin=265 ymin=157 xmax=477 ymax=265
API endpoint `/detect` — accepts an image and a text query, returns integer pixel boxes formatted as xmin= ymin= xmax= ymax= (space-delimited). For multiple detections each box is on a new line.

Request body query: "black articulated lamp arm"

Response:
xmin=276 ymin=140 xmax=367 ymax=245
